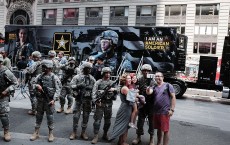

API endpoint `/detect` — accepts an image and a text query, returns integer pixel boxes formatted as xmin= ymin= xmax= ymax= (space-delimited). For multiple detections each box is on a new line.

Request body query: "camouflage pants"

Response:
xmin=35 ymin=99 xmax=55 ymax=130
xmin=93 ymin=103 xmax=112 ymax=134
xmin=29 ymin=83 xmax=37 ymax=111
xmin=136 ymin=105 xmax=154 ymax=136
xmin=59 ymin=86 xmax=73 ymax=107
xmin=72 ymin=100 xmax=91 ymax=131
xmin=0 ymin=98 xmax=10 ymax=129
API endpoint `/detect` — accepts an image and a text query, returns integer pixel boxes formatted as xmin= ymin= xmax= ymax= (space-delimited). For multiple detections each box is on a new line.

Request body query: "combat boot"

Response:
xmin=149 ymin=135 xmax=155 ymax=145
xmin=91 ymin=134 xmax=99 ymax=144
xmin=65 ymin=107 xmax=72 ymax=114
xmin=56 ymin=106 xmax=64 ymax=113
xmin=102 ymin=132 xmax=109 ymax=141
xmin=48 ymin=129 xmax=54 ymax=142
xmin=4 ymin=129 xmax=11 ymax=142
xmin=28 ymin=110 xmax=36 ymax=115
xmin=132 ymin=135 xmax=141 ymax=145
xmin=69 ymin=130 xmax=77 ymax=140
xmin=81 ymin=131 xmax=88 ymax=140
xmin=30 ymin=128 xmax=39 ymax=141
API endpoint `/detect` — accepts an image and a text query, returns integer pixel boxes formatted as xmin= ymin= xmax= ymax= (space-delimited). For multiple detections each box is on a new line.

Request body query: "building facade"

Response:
xmin=0 ymin=0 xmax=230 ymax=69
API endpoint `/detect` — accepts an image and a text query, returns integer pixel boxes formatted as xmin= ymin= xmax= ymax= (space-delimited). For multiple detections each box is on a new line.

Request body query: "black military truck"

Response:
xmin=4 ymin=25 xmax=188 ymax=97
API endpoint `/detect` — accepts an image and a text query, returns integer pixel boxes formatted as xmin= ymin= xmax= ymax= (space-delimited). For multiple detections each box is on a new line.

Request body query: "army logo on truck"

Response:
xmin=53 ymin=32 xmax=71 ymax=53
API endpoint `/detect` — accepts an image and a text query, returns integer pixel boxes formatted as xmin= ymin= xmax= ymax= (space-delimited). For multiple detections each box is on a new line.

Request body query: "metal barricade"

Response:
xmin=12 ymin=68 xmax=30 ymax=99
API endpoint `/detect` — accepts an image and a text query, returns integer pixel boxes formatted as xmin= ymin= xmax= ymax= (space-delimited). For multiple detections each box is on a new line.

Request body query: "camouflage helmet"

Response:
xmin=101 ymin=67 xmax=111 ymax=75
xmin=48 ymin=50 xmax=56 ymax=57
xmin=32 ymin=51 xmax=41 ymax=58
xmin=68 ymin=57 xmax=76 ymax=62
xmin=68 ymin=57 xmax=76 ymax=63
xmin=81 ymin=61 xmax=92 ymax=69
xmin=0 ymin=54 xmax=3 ymax=62
xmin=100 ymin=30 xmax=118 ymax=45
xmin=141 ymin=64 xmax=152 ymax=71
xmin=41 ymin=59 xmax=53 ymax=68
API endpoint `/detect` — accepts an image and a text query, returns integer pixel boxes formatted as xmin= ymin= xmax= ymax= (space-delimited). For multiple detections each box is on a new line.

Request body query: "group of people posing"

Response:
xmin=0 ymin=28 xmax=176 ymax=145
xmin=0 ymin=46 xmax=176 ymax=145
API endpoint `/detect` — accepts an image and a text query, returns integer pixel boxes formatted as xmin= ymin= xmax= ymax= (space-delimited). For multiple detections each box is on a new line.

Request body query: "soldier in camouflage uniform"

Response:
xmin=23 ymin=51 xmax=42 ymax=115
xmin=48 ymin=50 xmax=60 ymax=75
xmin=30 ymin=59 xmax=62 ymax=142
xmin=91 ymin=67 xmax=118 ymax=144
xmin=57 ymin=57 xmax=80 ymax=114
xmin=0 ymin=54 xmax=18 ymax=142
xmin=132 ymin=64 xmax=155 ymax=145
xmin=69 ymin=61 xmax=96 ymax=140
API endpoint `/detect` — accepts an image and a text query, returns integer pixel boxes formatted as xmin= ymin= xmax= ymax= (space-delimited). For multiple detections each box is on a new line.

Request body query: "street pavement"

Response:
xmin=0 ymin=88 xmax=230 ymax=145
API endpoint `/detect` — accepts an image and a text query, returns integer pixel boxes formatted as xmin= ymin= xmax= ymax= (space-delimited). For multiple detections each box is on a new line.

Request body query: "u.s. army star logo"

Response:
xmin=56 ymin=35 xmax=68 ymax=50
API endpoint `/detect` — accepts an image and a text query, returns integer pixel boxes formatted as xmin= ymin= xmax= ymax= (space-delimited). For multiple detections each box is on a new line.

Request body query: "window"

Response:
xmin=165 ymin=24 xmax=185 ymax=34
xmin=86 ymin=7 xmax=103 ymax=17
xmin=43 ymin=9 xmax=57 ymax=19
xmin=63 ymin=8 xmax=79 ymax=18
xmin=196 ymin=4 xmax=219 ymax=16
xmin=194 ymin=24 xmax=218 ymax=35
xmin=110 ymin=6 xmax=129 ymax=17
xmin=52 ymin=0 xmax=58 ymax=2
xmin=165 ymin=5 xmax=187 ymax=16
xmin=65 ymin=0 xmax=70 ymax=2
xmin=193 ymin=42 xmax=216 ymax=54
xmin=136 ymin=6 xmax=156 ymax=16
xmin=44 ymin=0 xmax=49 ymax=3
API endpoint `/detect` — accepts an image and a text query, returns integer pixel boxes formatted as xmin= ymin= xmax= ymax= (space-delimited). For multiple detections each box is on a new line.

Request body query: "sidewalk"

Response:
xmin=183 ymin=88 xmax=230 ymax=105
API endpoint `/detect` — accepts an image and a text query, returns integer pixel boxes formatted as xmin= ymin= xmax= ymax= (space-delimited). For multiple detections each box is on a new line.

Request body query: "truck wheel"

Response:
xmin=171 ymin=82 xmax=185 ymax=98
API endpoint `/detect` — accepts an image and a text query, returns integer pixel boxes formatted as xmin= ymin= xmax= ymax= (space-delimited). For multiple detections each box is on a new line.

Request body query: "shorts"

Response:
xmin=153 ymin=114 xmax=170 ymax=132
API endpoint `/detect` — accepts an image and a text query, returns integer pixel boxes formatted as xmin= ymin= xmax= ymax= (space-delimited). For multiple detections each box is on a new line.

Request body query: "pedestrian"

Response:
xmin=93 ymin=56 xmax=104 ymax=80
xmin=0 ymin=54 xmax=18 ymax=142
xmin=24 ymin=51 xmax=42 ymax=115
xmin=132 ymin=64 xmax=155 ymax=145
xmin=91 ymin=67 xmax=118 ymax=144
xmin=109 ymin=73 xmax=133 ymax=145
xmin=69 ymin=61 xmax=96 ymax=140
xmin=30 ymin=59 xmax=62 ymax=142
xmin=57 ymin=57 xmax=80 ymax=114
xmin=146 ymin=72 xmax=176 ymax=145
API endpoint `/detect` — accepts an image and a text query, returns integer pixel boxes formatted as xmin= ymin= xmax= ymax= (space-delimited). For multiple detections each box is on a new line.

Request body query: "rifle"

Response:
xmin=61 ymin=66 xmax=76 ymax=84
xmin=94 ymin=78 xmax=119 ymax=103
xmin=39 ymin=78 xmax=54 ymax=106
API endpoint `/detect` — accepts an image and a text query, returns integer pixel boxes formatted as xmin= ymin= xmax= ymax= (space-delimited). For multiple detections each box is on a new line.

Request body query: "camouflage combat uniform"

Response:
xmin=57 ymin=57 xmax=80 ymax=114
xmin=133 ymin=64 xmax=155 ymax=145
xmin=91 ymin=68 xmax=117 ymax=144
xmin=24 ymin=51 xmax=42 ymax=115
xmin=70 ymin=62 xmax=96 ymax=140
xmin=30 ymin=59 xmax=62 ymax=142
xmin=0 ymin=54 xmax=18 ymax=142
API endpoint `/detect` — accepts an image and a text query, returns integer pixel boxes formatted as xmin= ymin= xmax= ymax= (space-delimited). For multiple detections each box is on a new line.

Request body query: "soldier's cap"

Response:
xmin=32 ymin=51 xmax=42 ymax=58
xmin=68 ymin=57 xmax=76 ymax=63
xmin=48 ymin=50 xmax=56 ymax=57
xmin=81 ymin=61 xmax=93 ymax=68
xmin=0 ymin=54 xmax=3 ymax=62
xmin=88 ymin=56 xmax=95 ymax=61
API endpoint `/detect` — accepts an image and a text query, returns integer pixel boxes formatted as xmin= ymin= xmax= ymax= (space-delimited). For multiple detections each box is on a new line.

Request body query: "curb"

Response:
xmin=182 ymin=94 xmax=230 ymax=105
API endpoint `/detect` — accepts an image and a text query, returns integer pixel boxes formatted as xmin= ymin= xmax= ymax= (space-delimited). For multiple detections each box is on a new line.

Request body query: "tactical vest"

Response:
xmin=0 ymin=67 xmax=9 ymax=93
xmin=32 ymin=61 xmax=42 ymax=77
xmin=37 ymin=73 xmax=56 ymax=99
xmin=97 ymin=79 xmax=115 ymax=103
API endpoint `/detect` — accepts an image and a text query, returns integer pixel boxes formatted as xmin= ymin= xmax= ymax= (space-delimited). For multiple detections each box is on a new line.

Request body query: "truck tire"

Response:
xmin=171 ymin=81 xmax=186 ymax=98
